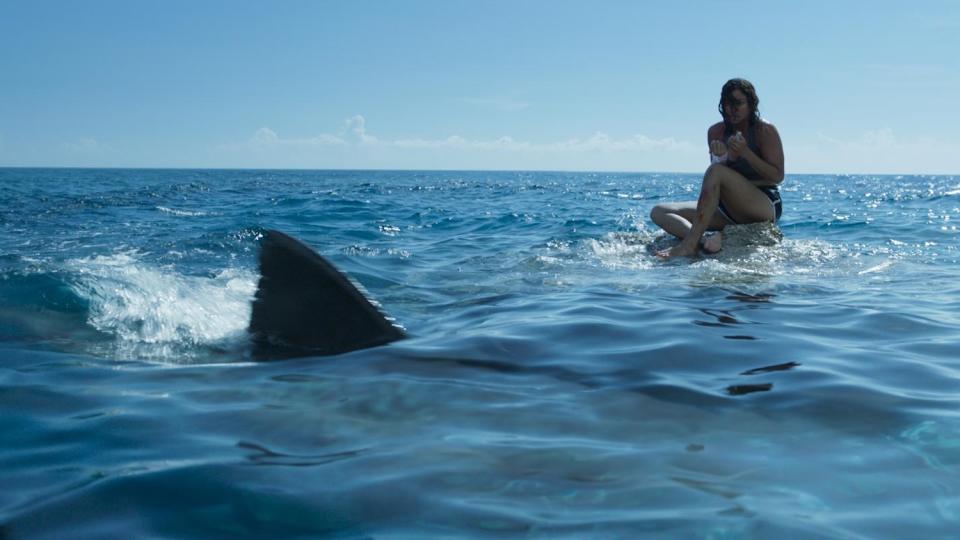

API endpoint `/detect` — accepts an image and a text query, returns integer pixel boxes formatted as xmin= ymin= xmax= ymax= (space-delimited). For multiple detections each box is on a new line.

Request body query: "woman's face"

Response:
xmin=724 ymin=89 xmax=750 ymax=124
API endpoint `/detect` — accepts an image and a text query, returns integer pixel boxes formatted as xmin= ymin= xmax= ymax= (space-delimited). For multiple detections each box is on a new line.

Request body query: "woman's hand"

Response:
xmin=709 ymin=139 xmax=727 ymax=157
xmin=726 ymin=131 xmax=751 ymax=160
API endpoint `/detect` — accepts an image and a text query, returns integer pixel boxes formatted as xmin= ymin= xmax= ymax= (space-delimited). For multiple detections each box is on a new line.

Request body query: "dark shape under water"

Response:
xmin=248 ymin=230 xmax=406 ymax=358
xmin=741 ymin=361 xmax=801 ymax=376
xmin=726 ymin=383 xmax=774 ymax=396
xmin=726 ymin=291 xmax=775 ymax=303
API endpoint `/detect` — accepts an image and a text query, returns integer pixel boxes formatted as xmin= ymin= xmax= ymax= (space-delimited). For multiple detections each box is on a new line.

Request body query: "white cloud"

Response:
xmin=223 ymin=116 xmax=381 ymax=153
xmin=392 ymin=131 xmax=689 ymax=155
xmin=340 ymin=115 xmax=377 ymax=144
xmin=228 ymin=118 xmax=691 ymax=156
xmin=222 ymin=126 xmax=346 ymax=152
xmin=794 ymin=128 xmax=960 ymax=174
xmin=392 ymin=135 xmax=534 ymax=151
xmin=217 ymin=118 xmax=960 ymax=173
xmin=815 ymin=128 xmax=897 ymax=149
xmin=550 ymin=132 xmax=689 ymax=153
xmin=251 ymin=127 xmax=280 ymax=145
xmin=393 ymin=135 xmax=472 ymax=149
xmin=216 ymin=116 xmax=703 ymax=171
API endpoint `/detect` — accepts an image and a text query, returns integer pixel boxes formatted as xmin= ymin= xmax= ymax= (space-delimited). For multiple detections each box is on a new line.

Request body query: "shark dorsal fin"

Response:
xmin=249 ymin=230 xmax=405 ymax=357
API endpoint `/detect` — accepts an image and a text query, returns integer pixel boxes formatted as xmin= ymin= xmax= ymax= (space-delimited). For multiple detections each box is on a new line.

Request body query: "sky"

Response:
xmin=1 ymin=0 xmax=958 ymax=174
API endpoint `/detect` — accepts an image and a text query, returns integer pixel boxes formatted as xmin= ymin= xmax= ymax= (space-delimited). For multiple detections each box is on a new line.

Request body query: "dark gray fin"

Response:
xmin=249 ymin=230 xmax=406 ymax=358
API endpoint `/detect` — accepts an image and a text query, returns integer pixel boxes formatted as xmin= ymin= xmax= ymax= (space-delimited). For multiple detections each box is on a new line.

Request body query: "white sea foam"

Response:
xmin=858 ymin=260 xmax=894 ymax=275
xmin=67 ymin=252 xmax=256 ymax=351
xmin=584 ymin=222 xmax=858 ymax=285
xmin=586 ymin=232 xmax=657 ymax=270
xmin=156 ymin=206 xmax=210 ymax=217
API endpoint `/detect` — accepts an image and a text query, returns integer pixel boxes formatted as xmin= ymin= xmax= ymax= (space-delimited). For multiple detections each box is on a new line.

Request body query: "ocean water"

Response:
xmin=1 ymin=167 xmax=958 ymax=539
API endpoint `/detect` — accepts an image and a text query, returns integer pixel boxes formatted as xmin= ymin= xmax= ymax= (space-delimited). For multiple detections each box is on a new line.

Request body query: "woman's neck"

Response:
xmin=726 ymin=118 xmax=750 ymax=132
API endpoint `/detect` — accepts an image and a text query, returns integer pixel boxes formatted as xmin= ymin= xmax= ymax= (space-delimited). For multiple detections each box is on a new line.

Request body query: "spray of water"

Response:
xmin=67 ymin=252 xmax=257 ymax=361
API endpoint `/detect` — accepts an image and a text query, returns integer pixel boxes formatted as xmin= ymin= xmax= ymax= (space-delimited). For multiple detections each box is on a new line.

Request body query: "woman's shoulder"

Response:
xmin=754 ymin=119 xmax=782 ymax=144
xmin=756 ymin=119 xmax=779 ymax=134
xmin=754 ymin=119 xmax=784 ymax=161
xmin=707 ymin=122 xmax=725 ymax=138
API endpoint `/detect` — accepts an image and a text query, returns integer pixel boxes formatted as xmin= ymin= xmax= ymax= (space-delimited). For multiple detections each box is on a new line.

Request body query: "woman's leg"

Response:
xmin=656 ymin=165 xmax=775 ymax=258
xmin=650 ymin=201 xmax=701 ymax=239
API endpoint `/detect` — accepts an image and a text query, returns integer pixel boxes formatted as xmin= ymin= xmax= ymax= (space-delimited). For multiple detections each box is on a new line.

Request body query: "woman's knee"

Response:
xmin=705 ymin=163 xmax=729 ymax=179
xmin=704 ymin=164 xmax=738 ymax=195
xmin=700 ymin=172 xmax=720 ymax=195
xmin=650 ymin=204 xmax=666 ymax=223
xmin=651 ymin=203 xmax=680 ymax=224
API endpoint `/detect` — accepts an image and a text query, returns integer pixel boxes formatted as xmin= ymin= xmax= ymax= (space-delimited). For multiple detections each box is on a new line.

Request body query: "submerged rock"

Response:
xmin=721 ymin=222 xmax=783 ymax=249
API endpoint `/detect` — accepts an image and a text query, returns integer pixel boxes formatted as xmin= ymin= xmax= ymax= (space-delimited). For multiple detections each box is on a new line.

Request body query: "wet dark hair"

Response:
xmin=718 ymin=78 xmax=761 ymax=125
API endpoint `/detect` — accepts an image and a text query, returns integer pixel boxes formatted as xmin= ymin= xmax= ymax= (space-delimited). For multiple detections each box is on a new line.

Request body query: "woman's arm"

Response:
xmin=707 ymin=123 xmax=727 ymax=160
xmin=734 ymin=122 xmax=784 ymax=184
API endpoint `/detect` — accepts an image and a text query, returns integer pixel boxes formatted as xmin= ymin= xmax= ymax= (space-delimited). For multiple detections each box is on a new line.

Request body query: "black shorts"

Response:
xmin=717 ymin=187 xmax=782 ymax=224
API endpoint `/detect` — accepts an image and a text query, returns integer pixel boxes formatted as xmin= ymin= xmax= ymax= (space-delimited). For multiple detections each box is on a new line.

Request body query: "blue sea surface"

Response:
xmin=1 ymin=167 xmax=959 ymax=538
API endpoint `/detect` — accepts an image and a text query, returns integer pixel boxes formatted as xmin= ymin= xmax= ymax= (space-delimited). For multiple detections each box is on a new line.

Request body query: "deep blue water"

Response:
xmin=1 ymin=167 xmax=959 ymax=539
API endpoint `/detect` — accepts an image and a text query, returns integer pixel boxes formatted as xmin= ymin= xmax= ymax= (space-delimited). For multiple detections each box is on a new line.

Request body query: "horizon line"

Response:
xmin=1 ymin=165 xmax=956 ymax=177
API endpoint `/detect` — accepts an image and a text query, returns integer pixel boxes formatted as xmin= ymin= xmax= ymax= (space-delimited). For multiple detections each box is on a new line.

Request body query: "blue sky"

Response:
xmin=2 ymin=0 xmax=958 ymax=173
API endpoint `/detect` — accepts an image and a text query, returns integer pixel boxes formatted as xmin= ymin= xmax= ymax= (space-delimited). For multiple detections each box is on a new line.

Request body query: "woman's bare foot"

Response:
xmin=656 ymin=240 xmax=699 ymax=259
xmin=701 ymin=232 xmax=723 ymax=254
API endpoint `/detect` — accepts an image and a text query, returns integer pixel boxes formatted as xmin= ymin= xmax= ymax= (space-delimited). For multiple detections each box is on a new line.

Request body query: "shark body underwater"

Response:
xmin=248 ymin=230 xmax=407 ymax=358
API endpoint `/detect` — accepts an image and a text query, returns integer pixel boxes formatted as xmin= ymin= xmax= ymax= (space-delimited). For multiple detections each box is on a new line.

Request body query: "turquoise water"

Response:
xmin=1 ymin=167 xmax=959 ymax=538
